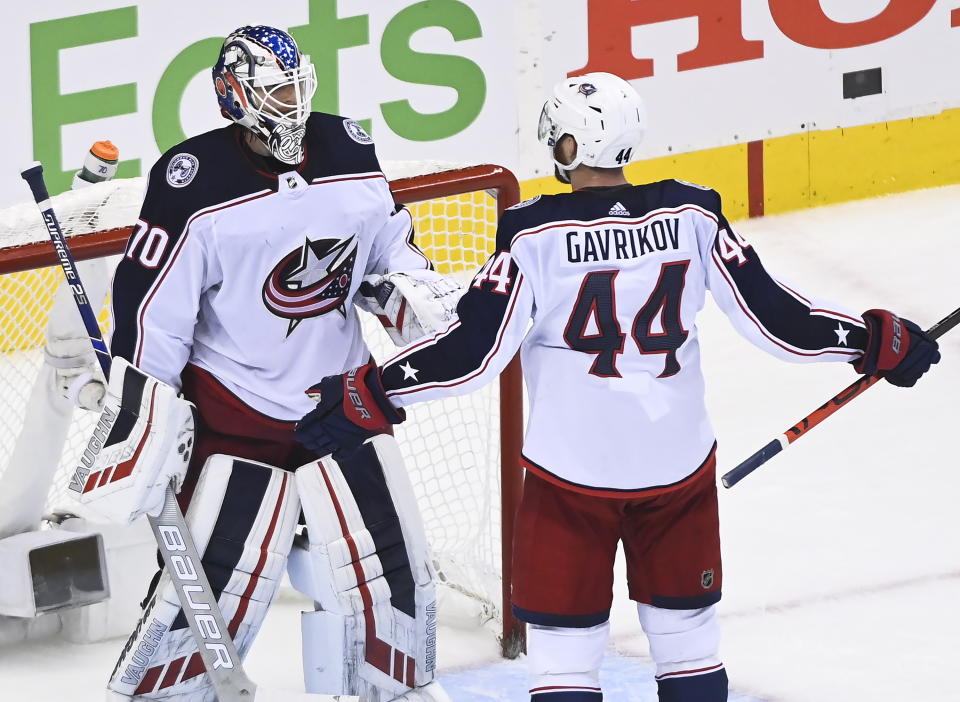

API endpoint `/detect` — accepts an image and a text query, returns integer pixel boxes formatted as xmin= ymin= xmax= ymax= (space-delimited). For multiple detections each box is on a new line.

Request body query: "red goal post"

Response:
xmin=0 ymin=163 xmax=526 ymax=656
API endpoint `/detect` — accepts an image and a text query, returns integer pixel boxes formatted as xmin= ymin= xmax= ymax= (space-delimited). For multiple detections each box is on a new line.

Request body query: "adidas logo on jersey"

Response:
xmin=608 ymin=202 xmax=631 ymax=216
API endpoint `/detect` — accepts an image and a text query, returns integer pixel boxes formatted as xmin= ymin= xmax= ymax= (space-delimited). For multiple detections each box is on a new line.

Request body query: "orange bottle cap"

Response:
xmin=90 ymin=140 xmax=119 ymax=162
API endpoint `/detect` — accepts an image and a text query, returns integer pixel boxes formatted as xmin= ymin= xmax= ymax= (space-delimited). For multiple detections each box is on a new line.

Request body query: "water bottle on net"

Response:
xmin=72 ymin=141 xmax=119 ymax=189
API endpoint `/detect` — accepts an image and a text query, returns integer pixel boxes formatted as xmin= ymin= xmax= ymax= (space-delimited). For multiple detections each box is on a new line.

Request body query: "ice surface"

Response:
xmin=1 ymin=185 xmax=957 ymax=701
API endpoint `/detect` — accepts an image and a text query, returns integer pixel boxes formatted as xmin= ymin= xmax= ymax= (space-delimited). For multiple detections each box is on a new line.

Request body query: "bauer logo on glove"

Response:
xmin=296 ymin=363 xmax=405 ymax=458
xmin=853 ymin=308 xmax=940 ymax=387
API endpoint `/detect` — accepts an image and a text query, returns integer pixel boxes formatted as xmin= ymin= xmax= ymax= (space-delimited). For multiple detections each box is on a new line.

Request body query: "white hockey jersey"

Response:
xmin=380 ymin=181 xmax=868 ymax=494
xmin=111 ymin=115 xmax=429 ymax=420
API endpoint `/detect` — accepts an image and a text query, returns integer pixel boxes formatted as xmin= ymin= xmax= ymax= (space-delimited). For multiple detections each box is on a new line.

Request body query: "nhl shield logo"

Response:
xmin=701 ymin=569 xmax=715 ymax=589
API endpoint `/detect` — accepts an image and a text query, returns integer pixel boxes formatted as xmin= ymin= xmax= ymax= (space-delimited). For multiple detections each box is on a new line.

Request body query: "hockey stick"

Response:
xmin=722 ymin=306 xmax=960 ymax=489
xmin=20 ymin=163 xmax=354 ymax=702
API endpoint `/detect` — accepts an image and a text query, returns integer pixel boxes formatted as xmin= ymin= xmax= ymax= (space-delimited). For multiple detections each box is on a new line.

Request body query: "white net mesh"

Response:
xmin=0 ymin=166 xmax=512 ymax=624
xmin=0 ymin=178 xmax=146 ymax=249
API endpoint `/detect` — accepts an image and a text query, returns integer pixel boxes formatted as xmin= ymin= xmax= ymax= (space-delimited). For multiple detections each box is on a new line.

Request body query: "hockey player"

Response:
xmin=74 ymin=25 xmax=453 ymax=702
xmin=294 ymin=72 xmax=941 ymax=701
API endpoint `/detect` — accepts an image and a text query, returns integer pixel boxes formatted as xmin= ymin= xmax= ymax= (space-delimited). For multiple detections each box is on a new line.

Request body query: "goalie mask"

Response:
xmin=538 ymin=72 xmax=646 ymax=182
xmin=213 ymin=25 xmax=317 ymax=165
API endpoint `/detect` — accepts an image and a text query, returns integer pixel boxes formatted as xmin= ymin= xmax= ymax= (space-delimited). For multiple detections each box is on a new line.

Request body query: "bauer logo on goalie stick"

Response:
xmin=166 ymin=153 xmax=199 ymax=188
xmin=157 ymin=524 xmax=236 ymax=670
xmin=343 ymin=119 xmax=373 ymax=145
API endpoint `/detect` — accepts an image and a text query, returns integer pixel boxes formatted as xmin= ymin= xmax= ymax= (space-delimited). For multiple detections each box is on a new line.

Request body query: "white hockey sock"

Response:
xmin=527 ymin=621 xmax=609 ymax=698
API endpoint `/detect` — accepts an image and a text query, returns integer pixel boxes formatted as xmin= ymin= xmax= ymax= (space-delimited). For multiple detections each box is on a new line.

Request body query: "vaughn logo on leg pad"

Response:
xmin=425 ymin=600 xmax=438 ymax=673
xmin=119 ymin=617 xmax=169 ymax=686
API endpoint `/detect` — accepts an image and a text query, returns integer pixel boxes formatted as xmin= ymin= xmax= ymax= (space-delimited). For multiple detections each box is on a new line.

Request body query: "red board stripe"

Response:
xmin=747 ymin=139 xmax=764 ymax=218
xmin=953 ymin=8 xmax=960 ymax=26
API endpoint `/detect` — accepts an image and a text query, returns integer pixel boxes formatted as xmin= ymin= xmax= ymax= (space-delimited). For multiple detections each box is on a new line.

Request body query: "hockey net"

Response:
xmin=0 ymin=163 xmax=524 ymax=655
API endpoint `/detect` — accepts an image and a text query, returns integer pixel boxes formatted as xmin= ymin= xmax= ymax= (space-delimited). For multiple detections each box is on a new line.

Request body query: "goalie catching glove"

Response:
xmin=68 ymin=357 xmax=196 ymax=523
xmin=853 ymin=309 xmax=940 ymax=387
xmin=356 ymin=269 xmax=463 ymax=346
xmin=295 ymin=363 xmax=404 ymax=458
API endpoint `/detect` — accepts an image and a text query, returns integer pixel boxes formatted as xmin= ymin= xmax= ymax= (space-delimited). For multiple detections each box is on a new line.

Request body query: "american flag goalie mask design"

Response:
xmin=212 ymin=25 xmax=318 ymax=164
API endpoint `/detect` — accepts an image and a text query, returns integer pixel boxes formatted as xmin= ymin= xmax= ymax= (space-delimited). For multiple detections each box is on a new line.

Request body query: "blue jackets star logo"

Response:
xmin=262 ymin=235 xmax=358 ymax=335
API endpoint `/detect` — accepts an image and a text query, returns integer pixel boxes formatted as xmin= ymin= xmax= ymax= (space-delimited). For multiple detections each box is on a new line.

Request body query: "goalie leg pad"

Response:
xmin=107 ymin=455 xmax=299 ymax=700
xmin=70 ymin=357 xmax=196 ymax=524
xmin=291 ymin=435 xmax=441 ymax=700
xmin=527 ymin=621 xmax=609 ymax=699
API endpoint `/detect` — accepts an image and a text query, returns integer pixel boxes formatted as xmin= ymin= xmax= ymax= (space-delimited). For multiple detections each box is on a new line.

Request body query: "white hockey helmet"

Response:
xmin=538 ymin=72 xmax=646 ymax=175
xmin=213 ymin=25 xmax=317 ymax=164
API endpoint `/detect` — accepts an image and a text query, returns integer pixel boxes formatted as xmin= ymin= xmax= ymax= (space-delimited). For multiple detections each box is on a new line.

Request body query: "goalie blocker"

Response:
xmin=70 ymin=357 xmax=196 ymax=524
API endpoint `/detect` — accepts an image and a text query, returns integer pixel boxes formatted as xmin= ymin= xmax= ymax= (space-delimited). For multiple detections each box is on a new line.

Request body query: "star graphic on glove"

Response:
xmin=400 ymin=361 xmax=419 ymax=381
xmin=834 ymin=323 xmax=850 ymax=346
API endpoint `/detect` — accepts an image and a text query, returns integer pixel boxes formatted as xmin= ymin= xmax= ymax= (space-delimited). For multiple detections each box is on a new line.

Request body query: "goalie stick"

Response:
xmin=722 ymin=305 xmax=960 ymax=489
xmin=20 ymin=162 xmax=355 ymax=702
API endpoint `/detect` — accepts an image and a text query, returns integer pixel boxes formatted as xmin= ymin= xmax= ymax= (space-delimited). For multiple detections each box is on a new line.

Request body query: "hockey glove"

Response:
xmin=295 ymin=363 xmax=406 ymax=457
xmin=853 ymin=309 xmax=940 ymax=387
xmin=73 ymin=357 xmax=195 ymax=524
xmin=356 ymin=270 xmax=464 ymax=346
